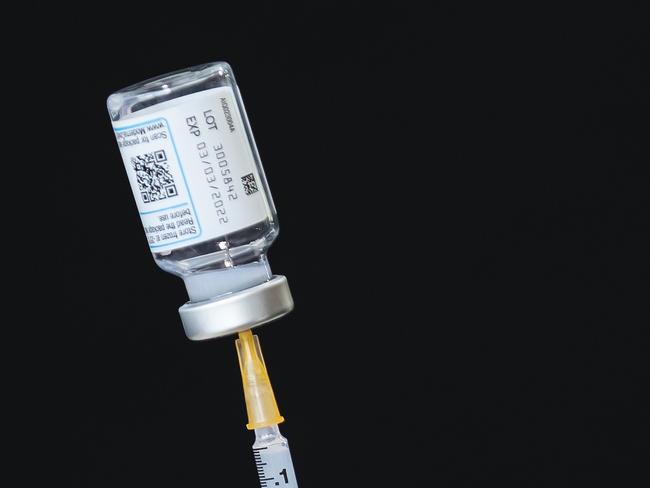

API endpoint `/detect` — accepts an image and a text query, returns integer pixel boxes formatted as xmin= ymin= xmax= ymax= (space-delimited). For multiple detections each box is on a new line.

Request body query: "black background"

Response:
xmin=28 ymin=2 xmax=650 ymax=486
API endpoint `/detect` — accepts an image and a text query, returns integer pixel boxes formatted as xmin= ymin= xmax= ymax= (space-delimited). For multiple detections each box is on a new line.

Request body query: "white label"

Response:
xmin=112 ymin=86 xmax=269 ymax=252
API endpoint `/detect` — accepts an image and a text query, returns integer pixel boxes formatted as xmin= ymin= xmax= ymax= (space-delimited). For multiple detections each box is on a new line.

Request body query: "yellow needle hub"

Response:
xmin=236 ymin=330 xmax=285 ymax=430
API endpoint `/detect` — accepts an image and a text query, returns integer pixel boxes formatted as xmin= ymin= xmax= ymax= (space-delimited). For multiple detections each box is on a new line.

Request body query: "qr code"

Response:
xmin=131 ymin=150 xmax=178 ymax=203
xmin=242 ymin=173 xmax=259 ymax=196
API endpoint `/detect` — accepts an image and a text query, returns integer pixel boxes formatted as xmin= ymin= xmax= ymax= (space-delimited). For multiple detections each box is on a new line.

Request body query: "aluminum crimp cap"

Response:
xmin=178 ymin=275 xmax=293 ymax=341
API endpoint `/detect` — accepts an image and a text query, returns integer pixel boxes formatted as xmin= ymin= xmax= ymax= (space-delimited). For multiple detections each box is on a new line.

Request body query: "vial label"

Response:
xmin=112 ymin=86 xmax=269 ymax=251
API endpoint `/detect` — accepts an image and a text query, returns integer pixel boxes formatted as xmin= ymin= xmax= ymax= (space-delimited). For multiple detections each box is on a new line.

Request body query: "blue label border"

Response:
xmin=114 ymin=117 xmax=203 ymax=249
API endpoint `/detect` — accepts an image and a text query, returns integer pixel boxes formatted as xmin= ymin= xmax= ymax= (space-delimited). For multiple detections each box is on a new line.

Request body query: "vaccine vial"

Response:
xmin=108 ymin=62 xmax=293 ymax=340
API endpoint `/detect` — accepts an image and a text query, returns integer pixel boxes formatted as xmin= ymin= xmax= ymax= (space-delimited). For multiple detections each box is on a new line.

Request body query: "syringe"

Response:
xmin=236 ymin=330 xmax=299 ymax=488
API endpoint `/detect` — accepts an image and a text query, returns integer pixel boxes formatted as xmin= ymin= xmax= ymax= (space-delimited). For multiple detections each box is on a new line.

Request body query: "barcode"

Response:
xmin=131 ymin=150 xmax=178 ymax=203
xmin=242 ymin=173 xmax=259 ymax=196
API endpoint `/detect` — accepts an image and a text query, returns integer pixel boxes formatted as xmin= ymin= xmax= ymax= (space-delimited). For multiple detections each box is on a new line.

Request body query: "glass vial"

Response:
xmin=108 ymin=62 xmax=279 ymax=302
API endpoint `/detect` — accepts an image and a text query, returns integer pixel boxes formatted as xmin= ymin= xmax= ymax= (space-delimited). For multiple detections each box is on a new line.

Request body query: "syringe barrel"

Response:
xmin=253 ymin=426 xmax=299 ymax=488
